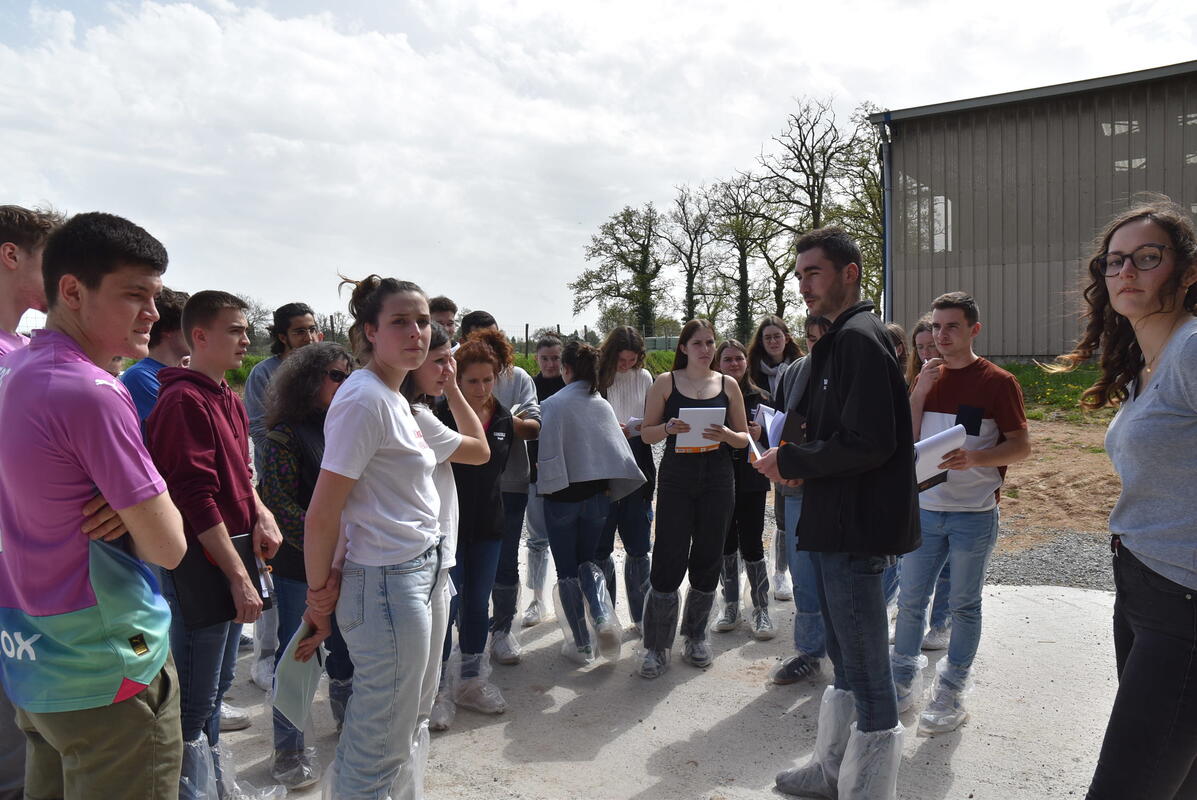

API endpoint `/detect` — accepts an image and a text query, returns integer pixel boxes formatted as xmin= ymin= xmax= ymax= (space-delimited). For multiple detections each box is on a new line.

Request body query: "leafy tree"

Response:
xmin=570 ymin=204 xmax=671 ymax=337
xmin=710 ymin=175 xmax=779 ymax=341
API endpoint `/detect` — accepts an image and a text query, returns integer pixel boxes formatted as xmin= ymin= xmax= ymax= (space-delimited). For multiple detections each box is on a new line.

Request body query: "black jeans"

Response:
xmin=1088 ymin=543 xmax=1197 ymax=799
xmin=722 ymin=490 xmax=767 ymax=561
xmin=649 ymin=450 xmax=735 ymax=593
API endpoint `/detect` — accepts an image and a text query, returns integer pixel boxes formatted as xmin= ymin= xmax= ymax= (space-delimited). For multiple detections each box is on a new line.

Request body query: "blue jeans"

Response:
xmin=525 ymin=485 xmax=550 ymax=568
xmin=272 ymin=575 xmax=311 ymax=753
xmin=544 ymin=494 xmax=612 ymax=580
xmin=930 ymin=562 xmax=952 ymax=629
xmin=443 ymin=538 xmax=502 ymax=667
xmin=783 ymin=495 xmax=826 ymax=659
xmin=596 ymin=492 xmax=653 ymax=560
xmin=811 ymin=551 xmax=899 ymax=732
xmin=335 ymin=549 xmax=438 ymax=800
xmin=493 ymin=490 xmax=530 ymax=633
xmin=892 ymin=508 xmax=1000 ymax=688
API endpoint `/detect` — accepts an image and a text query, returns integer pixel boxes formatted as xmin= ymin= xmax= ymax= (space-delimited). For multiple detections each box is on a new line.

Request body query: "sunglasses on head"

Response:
xmin=327 ymin=369 xmax=350 ymax=383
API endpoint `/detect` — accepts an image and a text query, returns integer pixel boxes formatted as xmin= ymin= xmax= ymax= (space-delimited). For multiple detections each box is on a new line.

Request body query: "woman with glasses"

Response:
xmin=747 ymin=315 xmax=801 ymax=603
xmin=259 ymin=341 xmax=353 ymax=789
xmin=1054 ymin=198 xmax=1197 ymax=800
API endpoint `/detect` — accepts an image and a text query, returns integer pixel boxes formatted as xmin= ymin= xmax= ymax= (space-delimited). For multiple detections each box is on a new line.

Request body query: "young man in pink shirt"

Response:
xmin=0 ymin=211 xmax=188 ymax=799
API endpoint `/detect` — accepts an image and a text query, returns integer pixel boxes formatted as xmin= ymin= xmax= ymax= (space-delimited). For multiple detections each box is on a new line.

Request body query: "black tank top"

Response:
xmin=663 ymin=371 xmax=729 ymax=457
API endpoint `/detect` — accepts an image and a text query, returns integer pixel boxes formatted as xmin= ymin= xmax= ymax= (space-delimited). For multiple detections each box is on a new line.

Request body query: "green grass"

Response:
xmin=516 ymin=350 xmax=677 ymax=377
xmin=997 ymin=361 xmax=1114 ymax=424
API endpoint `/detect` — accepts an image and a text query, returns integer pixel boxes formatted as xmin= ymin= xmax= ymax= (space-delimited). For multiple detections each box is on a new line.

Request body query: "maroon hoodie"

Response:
xmin=145 ymin=367 xmax=258 ymax=541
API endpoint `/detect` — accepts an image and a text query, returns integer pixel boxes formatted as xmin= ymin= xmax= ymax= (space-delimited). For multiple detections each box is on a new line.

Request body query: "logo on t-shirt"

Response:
xmin=94 ymin=378 xmax=123 ymax=394
xmin=0 ymin=366 xmax=10 ymax=389
xmin=0 ymin=629 xmax=42 ymax=661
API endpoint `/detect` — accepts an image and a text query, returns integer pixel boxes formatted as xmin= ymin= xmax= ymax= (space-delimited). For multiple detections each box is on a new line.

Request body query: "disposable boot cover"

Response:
xmin=623 ymin=555 xmax=651 ymax=626
xmin=180 ymin=737 xmax=219 ymax=800
xmin=680 ymin=588 xmax=717 ymax=667
xmin=595 ymin=556 xmax=617 ymax=609
xmin=579 ymin=562 xmax=622 ymax=661
xmin=271 ymin=746 xmax=320 ymax=790
xmin=773 ymin=529 xmax=793 ymax=599
xmin=454 ymin=676 xmax=507 ymax=714
xmin=490 ymin=627 xmax=523 ymax=665
xmin=490 ymin=582 xmax=519 ymax=635
xmin=641 ymin=589 xmax=679 ymax=652
xmin=429 ymin=686 xmax=455 ymax=732
xmin=775 ymin=686 xmax=857 ymax=799
xmin=918 ymin=660 xmax=972 ymax=735
xmin=526 ymin=544 xmax=551 ymax=592
xmin=889 ymin=650 xmax=928 ymax=713
xmin=745 ymin=558 xmax=776 ymax=639
xmin=328 ymin=678 xmax=353 ymax=731
xmin=391 ymin=719 xmax=431 ymax=800
xmin=836 ymin=722 xmax=903 ymax=800
xmin=714 ymin=555 xmax=741 ymax=631
xmin=553 ymin=578 xmax=592 ymax=657
xmin=212 ymin=742 xmax=288 ymax=799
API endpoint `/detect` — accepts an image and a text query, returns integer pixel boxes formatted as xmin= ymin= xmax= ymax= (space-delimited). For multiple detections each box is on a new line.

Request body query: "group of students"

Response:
xmin=0 ymin=197 xmax=1195 ymax=800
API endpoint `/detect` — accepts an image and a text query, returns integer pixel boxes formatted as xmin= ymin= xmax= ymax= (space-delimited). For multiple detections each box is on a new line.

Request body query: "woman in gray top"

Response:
xmin=1056 ymin=198 xmax=1197 ymax=800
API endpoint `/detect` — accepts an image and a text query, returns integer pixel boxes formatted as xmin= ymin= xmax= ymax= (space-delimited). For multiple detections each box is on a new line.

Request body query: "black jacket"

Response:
xmin=777 ymin=301 xmax=920 ymax=555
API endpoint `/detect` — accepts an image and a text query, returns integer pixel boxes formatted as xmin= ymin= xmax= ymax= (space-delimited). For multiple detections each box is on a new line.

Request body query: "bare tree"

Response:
xmin=318 ymin=311 xmax=351 ymax=344
xmin=710 ymin=175 xmax=781 ymax=341
xmin=660 ymin=184 xmax=720 ymax=323
xmin=236 ymin=294 xmax=273 ymax=351
xmin=569 ymin=204 xmax=671 ymax=337
xmin=828 ymin=102 xmax=885 ymax=305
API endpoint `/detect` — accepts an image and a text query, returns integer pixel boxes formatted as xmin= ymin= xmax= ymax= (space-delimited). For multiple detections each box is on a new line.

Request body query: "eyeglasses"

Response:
xmin=1094 ymin=244 xmax=1171 ymax=277
xmin=762 ymin=334 xmax=786 ymax=343
xmin=327 ymin=369 xmax=350 ymax=383
xmin=289 ymin=326 xmax=320 ymax=337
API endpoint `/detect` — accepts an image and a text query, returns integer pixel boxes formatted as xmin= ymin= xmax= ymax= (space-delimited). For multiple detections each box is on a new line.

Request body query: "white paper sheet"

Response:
xmin=675 ymin=407 xmax=727 ymax=453
xmin=914 ymin=424 xmax=967 ymax=486
xmin=752 ymin=405 xmax=788 ymax=447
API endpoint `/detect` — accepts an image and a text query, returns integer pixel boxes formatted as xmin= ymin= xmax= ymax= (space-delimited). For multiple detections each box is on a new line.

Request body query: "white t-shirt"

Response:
xmin=413 ymin=406 xmax=463 ymax=570
xmin=321 ymin=369 xmax=440 ymax=567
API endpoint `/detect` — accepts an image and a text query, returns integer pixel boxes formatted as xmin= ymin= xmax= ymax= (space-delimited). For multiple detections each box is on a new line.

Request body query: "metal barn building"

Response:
xmin=871 ymin=60 xmax=1197 ymax=359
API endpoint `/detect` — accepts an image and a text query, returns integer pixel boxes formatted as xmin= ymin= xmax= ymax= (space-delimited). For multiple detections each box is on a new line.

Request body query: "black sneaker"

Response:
xmin=271 ymin=749 xmax=320 ymax=789
xmin=770 ymin=654 xmax=822 ymax=685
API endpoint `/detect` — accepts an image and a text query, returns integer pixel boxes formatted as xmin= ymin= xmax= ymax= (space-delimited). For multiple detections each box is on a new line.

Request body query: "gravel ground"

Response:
xmin=987 ymin=526 xmax=1114 ymax=591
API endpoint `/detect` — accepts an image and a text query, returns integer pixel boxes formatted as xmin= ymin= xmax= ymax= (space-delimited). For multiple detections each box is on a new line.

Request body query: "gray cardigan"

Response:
xmin=772 ymin=355 xmax=812 ymax=498
xmin=537 ymin=381 xmax=646 ymax=502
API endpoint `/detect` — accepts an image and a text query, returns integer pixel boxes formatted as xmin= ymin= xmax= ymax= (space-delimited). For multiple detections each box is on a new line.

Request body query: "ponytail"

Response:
xmin=339 ymin=274 xmax=425 ymax=362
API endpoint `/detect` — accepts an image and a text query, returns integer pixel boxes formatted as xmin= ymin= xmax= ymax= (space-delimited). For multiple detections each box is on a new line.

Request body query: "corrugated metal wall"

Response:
xmin=889 ymin=72 xmax=1197 ymax=358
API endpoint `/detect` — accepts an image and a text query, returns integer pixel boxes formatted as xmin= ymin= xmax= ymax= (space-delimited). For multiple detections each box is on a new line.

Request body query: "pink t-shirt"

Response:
xmin=0 ymin=330 xmax=170 ymax=712
xmin=0 ymin=330 xmax=28 ymax=358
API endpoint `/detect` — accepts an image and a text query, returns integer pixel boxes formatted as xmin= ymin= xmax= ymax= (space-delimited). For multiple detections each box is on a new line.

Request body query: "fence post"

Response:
xmin=525 ymin=324 xmax=530 ymax=357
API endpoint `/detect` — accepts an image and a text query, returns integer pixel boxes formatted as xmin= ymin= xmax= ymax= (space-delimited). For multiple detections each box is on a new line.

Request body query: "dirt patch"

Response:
xmin=997 ymin=419 xmax=1118 ymax=553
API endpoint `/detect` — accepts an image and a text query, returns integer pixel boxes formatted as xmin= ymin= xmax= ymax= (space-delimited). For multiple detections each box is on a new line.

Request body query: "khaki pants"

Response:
xmin=14 ymin=658 xmax=181 ymax=800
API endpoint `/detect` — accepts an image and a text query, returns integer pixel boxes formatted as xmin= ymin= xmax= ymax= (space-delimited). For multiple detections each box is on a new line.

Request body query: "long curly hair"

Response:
xmin=265 ymin=342 xmax=354 ymax=429
xmin=1053 ymin=196 xmax=1197 ymax=408
xmin=747 ymin=315 xmax=800 ymax=388
xmin=905 ymin=316 xmax=933 ymax=389
xmin=597 ymin=325 xmax=646 ymax=394
xmin=454 ymin=328 xmax=513 ymax=412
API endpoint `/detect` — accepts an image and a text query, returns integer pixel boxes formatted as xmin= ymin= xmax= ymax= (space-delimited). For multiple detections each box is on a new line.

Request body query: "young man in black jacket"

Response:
xmin=755 ymin=227 xmax=918 ymax=800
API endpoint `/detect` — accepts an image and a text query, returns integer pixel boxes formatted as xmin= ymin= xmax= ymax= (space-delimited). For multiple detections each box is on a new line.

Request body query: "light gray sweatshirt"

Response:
xmin=1106 ymin=317 xmax=1197 ymax=590
xmin=494 ymin=366 xmax=540 ymax=493
xmin=537 ymin=381 xmax=646 ymax=503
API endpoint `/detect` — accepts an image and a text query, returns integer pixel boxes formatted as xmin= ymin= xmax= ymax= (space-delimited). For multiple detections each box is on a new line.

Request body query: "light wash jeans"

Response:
xmin=335 ymin=547 xmax=438 ymax=800
xmin=892 ymin=508 xmax=1000 ymax=688
xmin=783 ymin=494 xmax=826 ymax=658
xmin=525 ymin=484 xmax=550 ymax=576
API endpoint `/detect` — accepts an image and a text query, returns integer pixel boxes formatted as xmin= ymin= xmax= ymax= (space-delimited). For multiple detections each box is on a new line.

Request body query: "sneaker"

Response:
xmin=564 ymin=644 xmax=594 ymax=665
xmin=770 ymin=654 xmax=821 ymax=685
xmin=429 ymin=689 xmax=455 ymax=732
xmin=455 ymin=677 xmax=507 ymax=715
xmin=751 ymin=608 xmax=776 ymax=641
xmin=595 ymin=619 xmax=622 ymax=661
xmin=271 ymin=749 xmax=320 ymax=789
xmin=218 ymin=702 xmax=251 ymax=732
xmin=238 ymin=633 xmax=254 ymax=651
xmin=491 ymin=631 xmax=522 ymax=665
xmin=919 ymin=684 xmax=969 ymax=734
xmin=922 ymin=625 xmax=951 ymax=651
xmin=250 ymin=657 xmax=274 ymax=692
xmin=521 ymin=599 xmax=543 ymax=628
xmin=772 ymin=570 xmax=793 ymax=601
xmin=713 ymin=603 xmax=740 ymax=632
xmin=681 ymin=638 xmax=713 ymax=668
xmin=638 ymin=648 xmax=669 ymax=679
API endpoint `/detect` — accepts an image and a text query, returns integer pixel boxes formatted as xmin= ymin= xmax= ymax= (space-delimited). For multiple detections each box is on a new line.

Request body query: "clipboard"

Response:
xmin=168 ymin=532 xmax=273 ymax=630
xmin=674 ymin=407 xmax=727 ymax=454
xmin=914 ymin=424 xmax=967 ymax=492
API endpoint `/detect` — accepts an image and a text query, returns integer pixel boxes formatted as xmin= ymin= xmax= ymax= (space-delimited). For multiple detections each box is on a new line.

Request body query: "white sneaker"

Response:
xmin=772 ymin=570 xmax=793 ymax=601
xmin=250 ymin=657 xmax=274 ymax=692
xmin=919 ymin=684 xmax=969 ymax=734
xmin=219 ymin=701 xmax=251 ymax=731
xmin=921 ymin=625 xmax=951 ymax=651
xmin=521 ymin=599 xmax=543 ymax=628
xmin=491 ymin=631 xmax=522 ymax=665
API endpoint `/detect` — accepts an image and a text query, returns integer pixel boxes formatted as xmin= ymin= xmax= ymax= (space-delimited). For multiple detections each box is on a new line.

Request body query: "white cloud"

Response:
xmin=5 ymin=0 xmax=1197 ymax=336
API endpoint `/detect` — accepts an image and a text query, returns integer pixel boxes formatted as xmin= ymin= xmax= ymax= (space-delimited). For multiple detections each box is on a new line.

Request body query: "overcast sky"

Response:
xmin=5 ymin=0 xmax=1196 ymax=335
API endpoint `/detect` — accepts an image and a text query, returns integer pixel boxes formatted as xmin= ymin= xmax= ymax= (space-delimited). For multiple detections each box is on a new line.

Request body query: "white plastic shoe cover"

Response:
xmin=836 ymin=722 xmax=903 ymax=800
xmin=180 ymin=737 xmax=219 ymax=800
xmin=454 ymin=676 xmax=507 ymax=714
xmin=775 ymin=686 xmax=856 ymax=798
xmin=212 ymin=742 xmax=288 ymax=799
xmin=918 ymin=660 xmax=972 ymax=735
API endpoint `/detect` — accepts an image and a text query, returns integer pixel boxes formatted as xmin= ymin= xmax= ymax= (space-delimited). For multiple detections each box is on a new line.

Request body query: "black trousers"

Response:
xmin=649 ymin=450 xmax=734 ymax=593
xmin=1088 ymin=543 xmax=1197 ymax=799
xmin=722 ymin=490 xmax=767 ymax=561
